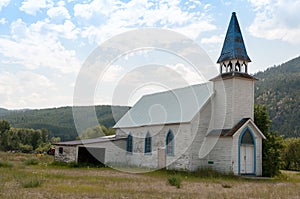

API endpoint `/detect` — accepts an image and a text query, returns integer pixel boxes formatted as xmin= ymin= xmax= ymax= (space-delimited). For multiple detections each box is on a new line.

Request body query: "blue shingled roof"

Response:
xmin=217 ymin=12 xmax=251 ymax=63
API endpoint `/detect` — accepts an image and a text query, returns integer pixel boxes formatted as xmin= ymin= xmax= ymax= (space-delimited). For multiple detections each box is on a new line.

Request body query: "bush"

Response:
xmin=24 ymin=159 xmax=39 ymax=166
xmin=168 ymin=175 xmax=182 ymax=188
xmin=0 ymin=161 xmax=13 ymax=168
xmin=21 ymin=177 xmax=43 ymax=188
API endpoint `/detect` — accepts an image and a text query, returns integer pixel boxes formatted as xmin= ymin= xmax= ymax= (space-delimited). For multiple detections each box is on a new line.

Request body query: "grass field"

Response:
xmin=0 ymin=152 xmax=299 ymax=199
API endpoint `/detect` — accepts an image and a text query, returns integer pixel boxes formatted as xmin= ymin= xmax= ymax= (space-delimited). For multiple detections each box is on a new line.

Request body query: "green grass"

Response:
xmin=21 ymin=177 xmax=43 ymax=188
xmin=50 ymin=161 xmax=105 ymax=168
xmin=0 ymin=151 xmax=300 ymax=198
xmin=24 ymin=158 xmax=39 ymax=165
xmin=0 ymin=160 xmax=13 ymax=168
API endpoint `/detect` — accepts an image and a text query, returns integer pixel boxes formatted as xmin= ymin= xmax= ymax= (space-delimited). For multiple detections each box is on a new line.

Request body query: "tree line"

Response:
xmin=0 ymin=120 xmax=60 ymax=153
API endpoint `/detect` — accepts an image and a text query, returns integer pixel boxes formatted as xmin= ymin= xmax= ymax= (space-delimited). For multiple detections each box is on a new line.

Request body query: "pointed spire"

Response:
xmin=217 ymin=12 xmax=251 ymax=63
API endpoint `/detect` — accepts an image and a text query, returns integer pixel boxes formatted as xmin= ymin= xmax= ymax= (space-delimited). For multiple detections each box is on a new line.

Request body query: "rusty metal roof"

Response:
xmin=217 ymin=12 xmax=251 ymax=63
xmin=207 ymin=118 xmax=251 ymax=137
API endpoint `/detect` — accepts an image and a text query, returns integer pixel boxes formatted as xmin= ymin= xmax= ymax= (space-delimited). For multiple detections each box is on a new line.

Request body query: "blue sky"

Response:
xmin=0 ymin=0 xmax=299 ymax=109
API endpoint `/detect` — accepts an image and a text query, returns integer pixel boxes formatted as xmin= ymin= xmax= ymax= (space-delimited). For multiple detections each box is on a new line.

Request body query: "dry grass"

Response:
xmin=0 ymin=151 xmax=299 ymax=199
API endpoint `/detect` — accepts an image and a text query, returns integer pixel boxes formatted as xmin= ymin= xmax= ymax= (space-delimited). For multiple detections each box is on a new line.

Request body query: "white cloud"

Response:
xmin=248 ymin=0 xmax=300 ymax=44
xmin=201 ymin=34 xmax=223 ymax=44
xmin=0 ymin=71 xmax=56 ymax=109
xmin=0 ymin=17 xmax=7 ymax=24
xmin=0 ymin=0 xmax=10 ymax=12
xmin=101 ymin=65 xmax=124 ymax=82
xmin=20 ymin=0 xmax=54 ymax=15
xmin=166 ymin=63 xmax=204 ymax=85
xmin=46 ymin=20 xmax=80 ymax=39
xmin=0 ymin=18 xmax=80 ymax=73
xmin=74 ymin=0 xmax=114 ymax=19
xmin=47 ymin=5 xmax=70 ymax=20
xmin=78 ymin=0 xmax=215 ymax=44
xmin=248 ymin=0 xmax=270 ymax=10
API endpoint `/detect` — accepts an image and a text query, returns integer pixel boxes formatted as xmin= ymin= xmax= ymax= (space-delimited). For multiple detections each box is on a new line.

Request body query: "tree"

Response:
xmin=79 ymin=125 xmax=115 ymax=139
xmin=254 ymin=105 xmax=284 ymax=177
xmin=0 ymin=120 xmax=10 ymax=151
xmin=281 ymin=138 xmax=300 ymax=171
xmin=0 ymin=120 xmax=10 ymax=133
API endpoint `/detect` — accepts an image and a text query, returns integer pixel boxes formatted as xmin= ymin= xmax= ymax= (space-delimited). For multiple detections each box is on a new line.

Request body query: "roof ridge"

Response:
xmin=141 ymin=81 xmax=212 ymax=98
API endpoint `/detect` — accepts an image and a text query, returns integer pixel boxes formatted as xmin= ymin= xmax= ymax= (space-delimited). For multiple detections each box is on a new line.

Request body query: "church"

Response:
xmin=55 ymin=12 xmax=265 ymax=176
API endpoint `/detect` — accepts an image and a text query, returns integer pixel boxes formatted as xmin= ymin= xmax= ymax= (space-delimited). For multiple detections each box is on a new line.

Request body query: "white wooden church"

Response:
xmin=55 ymin=12 xmax=265 ymax=176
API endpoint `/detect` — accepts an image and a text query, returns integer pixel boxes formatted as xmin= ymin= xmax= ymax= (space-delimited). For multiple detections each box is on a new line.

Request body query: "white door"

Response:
xmin=240 ymin=145 xmax=254 ymax=174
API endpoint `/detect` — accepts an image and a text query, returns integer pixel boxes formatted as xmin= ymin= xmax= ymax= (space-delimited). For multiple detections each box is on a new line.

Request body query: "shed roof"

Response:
xmin=217 ymin=12 xmax=251 ymax=63
xmin=55 ymin=135 xmax=125 ymax=146
xmin=114 ymin=82 xmax=214 ymax=128
xmin=207 ymin=118 xmax=266 ymax=139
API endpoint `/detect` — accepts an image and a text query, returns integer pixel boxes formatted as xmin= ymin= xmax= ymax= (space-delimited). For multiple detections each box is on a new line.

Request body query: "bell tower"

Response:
xmin=211 ymin=12 xmax=257 ymax=129
xmin=217 ymin=12 xmax=251 ymax=74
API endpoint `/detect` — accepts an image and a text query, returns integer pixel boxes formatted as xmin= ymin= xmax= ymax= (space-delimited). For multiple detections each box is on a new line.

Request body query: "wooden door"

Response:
xmin=240 ymin=145 xmax=254 ymax=174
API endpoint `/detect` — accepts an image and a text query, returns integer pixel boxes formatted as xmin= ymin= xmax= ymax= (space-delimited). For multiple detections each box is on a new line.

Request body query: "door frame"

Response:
xmin=238 ymin=127 xmax=256 ymax=175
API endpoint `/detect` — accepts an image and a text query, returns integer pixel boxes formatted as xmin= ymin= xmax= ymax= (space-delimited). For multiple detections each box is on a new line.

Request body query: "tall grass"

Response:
xmin=0 ymin=161 xmax=13 ymax=168
xmin=24 ymin=158 xmax=39 ymax=165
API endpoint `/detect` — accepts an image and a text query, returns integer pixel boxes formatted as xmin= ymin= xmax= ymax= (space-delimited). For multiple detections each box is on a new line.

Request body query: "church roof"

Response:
xmin=217 ymin=12 xmax=251 ymax=63
xmin=207 ymin=118 xmax=266 ymax=139
xmin=55 ymin=135 xmax=125 ymax=146
xmin=114 ymin=82 xmax=214 ymax=128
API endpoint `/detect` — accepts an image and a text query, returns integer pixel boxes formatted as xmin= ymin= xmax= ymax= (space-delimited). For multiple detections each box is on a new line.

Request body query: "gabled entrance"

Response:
xmin=238 ymin=127 xmax=256 ymax=175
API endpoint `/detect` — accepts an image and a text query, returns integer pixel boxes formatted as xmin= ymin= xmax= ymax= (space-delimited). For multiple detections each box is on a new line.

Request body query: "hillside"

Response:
xmin=254 ymin=56 xmax=300 ymax=138
xmin=0 ymin=105 xmax=130 ymax=141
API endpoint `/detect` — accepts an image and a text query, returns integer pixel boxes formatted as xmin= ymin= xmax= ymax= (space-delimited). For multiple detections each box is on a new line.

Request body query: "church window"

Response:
xmin=241 ymin=129 xmax=254 ymax=145
xmin=166 ymin=130 xmax=174 ymax=156
xmin=144 ymin=132 xmax=152 ymax=154
xmin=126 ymin=134 xmax=133 ymax=153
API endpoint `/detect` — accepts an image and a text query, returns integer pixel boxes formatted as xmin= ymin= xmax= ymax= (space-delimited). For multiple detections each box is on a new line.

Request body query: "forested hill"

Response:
xmin=254 ymin=56 xmax=300 ymax=138
xmin=0 ymin=105 xmax=130 ymax=141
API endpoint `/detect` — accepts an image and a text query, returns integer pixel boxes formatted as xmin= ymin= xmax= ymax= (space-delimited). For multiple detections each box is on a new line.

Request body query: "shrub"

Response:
xmin=24 ymin=159 xmax=39 ymax=166
xmin=168 ymin=175 xmax=182 ymax=188
xmin=21 ymin=177 xmax=43 ymax=188
xmin=221 ymin=183 xmax=232 ymax=188
xmin=0 ymin=161 xmax=13 ymax=168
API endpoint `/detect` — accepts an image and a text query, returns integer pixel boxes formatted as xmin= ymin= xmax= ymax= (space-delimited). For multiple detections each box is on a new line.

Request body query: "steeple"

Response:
xmin=217 ymin=12 xmax=251 ymax=74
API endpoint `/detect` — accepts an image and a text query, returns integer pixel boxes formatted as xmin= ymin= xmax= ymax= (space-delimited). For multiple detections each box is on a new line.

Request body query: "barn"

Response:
xmin=55 ymin=12 xmax=265 ymax=176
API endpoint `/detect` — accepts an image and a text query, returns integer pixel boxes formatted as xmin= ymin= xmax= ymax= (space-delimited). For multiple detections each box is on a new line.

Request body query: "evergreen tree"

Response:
xmin=254 ymin=105 xmax=284 ymax=177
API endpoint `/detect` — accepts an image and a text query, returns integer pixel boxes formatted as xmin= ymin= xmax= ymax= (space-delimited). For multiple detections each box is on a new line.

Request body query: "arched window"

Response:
xmin=126 ymin=134 xmax=133 ymax=153
xmin=241 ymin=129 xmax=254 ymax=145
xmin=166 ymin=130 xmax=174 ymax=156
xmin=144 ymin=132 xmax=152 ymax=154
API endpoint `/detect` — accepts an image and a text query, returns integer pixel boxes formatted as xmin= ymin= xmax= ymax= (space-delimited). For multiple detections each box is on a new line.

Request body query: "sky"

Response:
xmin=0 ymin=0 xmax=299 ymax=109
